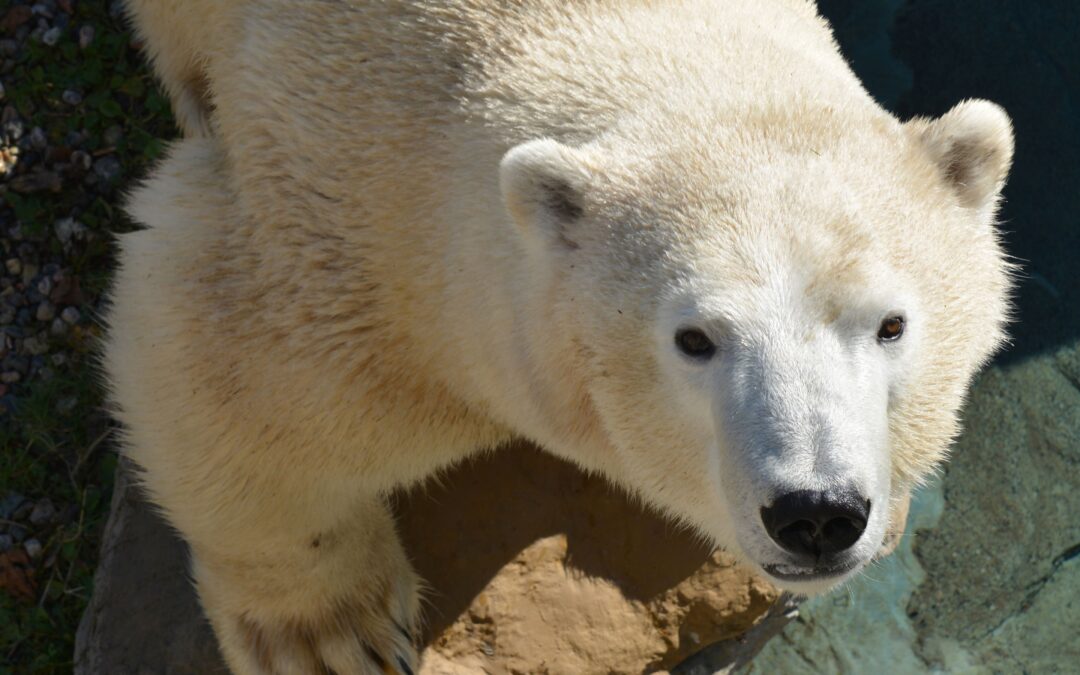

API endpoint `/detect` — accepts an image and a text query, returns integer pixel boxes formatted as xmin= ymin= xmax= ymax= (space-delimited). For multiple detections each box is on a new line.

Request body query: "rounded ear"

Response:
xmin=908 ymin=99 xmax=1015 ymax=211
xmin=500 ymin=138 xmax=595 ymax=250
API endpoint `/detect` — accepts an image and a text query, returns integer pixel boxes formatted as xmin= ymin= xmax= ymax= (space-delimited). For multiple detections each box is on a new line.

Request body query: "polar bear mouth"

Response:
xmin=762 ymin=562 xmax=859 ymax=582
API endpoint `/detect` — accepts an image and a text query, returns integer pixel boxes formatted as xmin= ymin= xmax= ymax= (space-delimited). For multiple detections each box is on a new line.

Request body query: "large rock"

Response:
xmin=76 ymin=444 xmax=792 ymax=674
xmin=905 ymin=350 xmax=1080 ymax=671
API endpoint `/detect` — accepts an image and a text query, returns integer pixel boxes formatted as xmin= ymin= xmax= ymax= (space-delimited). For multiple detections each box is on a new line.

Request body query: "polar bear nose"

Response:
xmin=760 ymin=489 xmax=870 ymax=558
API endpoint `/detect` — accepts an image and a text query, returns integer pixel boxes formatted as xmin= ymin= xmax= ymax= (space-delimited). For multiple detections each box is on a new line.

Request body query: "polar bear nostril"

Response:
xmin=761 ymin=489 xmax=870 ymax=558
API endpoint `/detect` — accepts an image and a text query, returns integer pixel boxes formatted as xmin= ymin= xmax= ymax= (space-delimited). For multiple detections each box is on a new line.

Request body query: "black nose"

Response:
xmin=760 ymin=489 xmax=870 ymax=558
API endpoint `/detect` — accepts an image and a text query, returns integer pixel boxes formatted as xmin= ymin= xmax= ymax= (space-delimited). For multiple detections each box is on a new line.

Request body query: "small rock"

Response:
xmin=28 ymin=126 xmax=47 ymax=149
xmin=0 ymin=533 xmax=12 ymax=552
xmin=61 ymin=88 xmax=82 ymax=106
xmin=78 ymin=23 xmax=94 ymax=49
xmin=49 ymin=352 xmax=66 ymax=366
xmin=9 ymin=169 xmax=61 ymax=193
xmin=29 ymin=499 xmax=56 ymax=526
xmin=0 ymin=145 xmax=17 ymax=176
xmin=49 ymin=317 xmax=67 ymax=336
xmin=60 ymin=306 xmax=80 ymax=324
xmin=70 ymin=149 xmax=91 ymax=170
xmin=35 ymin=301 xmax=55 ymax=322
xmin=41 ymin=25 xmax=61 ymax=46
xmin=12 ymin=501 xmax=32 ymax=521
xmin=16 ymin=243 xmax=37 ymax=264
xmin=20 ymin=263 xmax=38 ymax=286
xmin=2 ymin=354 xmax=29 ymax=374
xmin=35 ymin=276 xmax=53 ymax=297
xmin=56 ymin=395 xmax=77 ymax=415
xmin=103 ymin=124 xmax=123 ymax=146
xmin=0 ymin=305 xmax=14 ymax=324
xmin=3 ymin=117 xmax=22 ymax=142
xmin=1 ymin=370 xmax=21 ymax=384
xmin=49 ymin=274 xmax=83 ymax=305
xmin=24 ymin=538 xmax=42 ymax=559
xmin=23 ymin=334 xmax=48 ymax=355
xmin=4 ymin=258 xmax=20 ymax=276
xmin=92 ymin=154 xmax=121 ymax=183
xmin=8 ymin=524 xmax=26 ymax=543
xmin=0 ymin=6 xmax=33 ymax=34
xmin=44 ymin=144 xmax=71 ymax=163
xmin=54 ymin=217 xmax=87 ymax=245
xmin=31 ymin=4 xmax=55 ymax=20
xmin=0 ymin=493 xmax=26 ymax=519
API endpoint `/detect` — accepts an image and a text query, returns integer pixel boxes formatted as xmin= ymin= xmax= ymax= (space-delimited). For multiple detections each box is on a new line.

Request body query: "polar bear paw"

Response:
xmin=220 ymin=575 xmax=421 ymax=675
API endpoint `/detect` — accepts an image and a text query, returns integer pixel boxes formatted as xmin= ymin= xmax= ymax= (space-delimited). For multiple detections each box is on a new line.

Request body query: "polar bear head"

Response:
xmin=500 ymin=99 xmax=1014 ymax=593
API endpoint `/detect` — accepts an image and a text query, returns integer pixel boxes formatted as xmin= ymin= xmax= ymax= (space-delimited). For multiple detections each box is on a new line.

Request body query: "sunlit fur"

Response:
xmin=110 ymin=0 xmax=1014 ymax=671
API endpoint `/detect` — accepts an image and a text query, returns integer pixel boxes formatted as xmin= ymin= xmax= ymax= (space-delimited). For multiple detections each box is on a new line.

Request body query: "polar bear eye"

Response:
xmin=675 ymin=328 xmax=716 ymax=359
xmin=877 ymin=316 xmax=906 ymax=342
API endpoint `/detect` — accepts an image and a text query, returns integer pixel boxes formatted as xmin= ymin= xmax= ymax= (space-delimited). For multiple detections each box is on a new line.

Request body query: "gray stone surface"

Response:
xmin=74 ymin=461 xmax=226 ymax=674
xmin=909 ymin=351 xmax=1080 ymax=671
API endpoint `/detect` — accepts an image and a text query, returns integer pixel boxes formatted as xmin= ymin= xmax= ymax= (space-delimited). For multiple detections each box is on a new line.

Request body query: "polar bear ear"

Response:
xmin=500 ymin=138 xmax=594 ymax=250
xmin=909 ymin=99 xmax=1015 ymax=211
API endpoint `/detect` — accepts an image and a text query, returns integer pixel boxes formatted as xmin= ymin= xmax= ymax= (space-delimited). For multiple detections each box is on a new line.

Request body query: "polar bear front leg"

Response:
xmin=189 ymin=496 xmax=421 ymax=675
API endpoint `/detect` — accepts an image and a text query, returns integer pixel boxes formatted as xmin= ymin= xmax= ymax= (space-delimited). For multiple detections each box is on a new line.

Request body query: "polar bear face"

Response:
xmin=500 ymin=100 xmax=1014 ymax=593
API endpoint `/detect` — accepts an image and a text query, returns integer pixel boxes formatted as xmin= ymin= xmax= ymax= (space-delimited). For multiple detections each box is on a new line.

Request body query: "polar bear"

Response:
xmin=108 ymin=1 xmax=1014 ymax=673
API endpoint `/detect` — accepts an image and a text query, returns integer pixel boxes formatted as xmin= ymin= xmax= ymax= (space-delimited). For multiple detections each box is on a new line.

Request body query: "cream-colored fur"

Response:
xmin=109 ymin=1 xmax=1014 ymax=673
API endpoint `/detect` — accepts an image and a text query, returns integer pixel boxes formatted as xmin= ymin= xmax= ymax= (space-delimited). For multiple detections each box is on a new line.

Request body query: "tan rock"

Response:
xmin=396 ymin=443 xmax=779 ymax=674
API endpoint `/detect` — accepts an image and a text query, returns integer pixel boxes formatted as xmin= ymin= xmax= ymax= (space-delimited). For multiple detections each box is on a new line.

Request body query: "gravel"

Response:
xmin=77 ymin=23 xmax=94 ymax=49
xmin=2 ymin=0 xmax=178 ymax=664
xmin=41 ymin=25 xmax=61 ymax=46
xmin=92 ymin=154 xmax=121 ymax=183
xmin=60 ymin=305 xmax=80 ymax=324
xmin=0 ymin=0 xmax=162 ymax=618
xmin=29 ymin=498 xmax=56 ymax=525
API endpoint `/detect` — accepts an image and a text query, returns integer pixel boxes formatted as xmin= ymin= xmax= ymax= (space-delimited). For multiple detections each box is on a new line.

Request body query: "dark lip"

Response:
xmin=763 ymin=563 xmax=858 ymax=582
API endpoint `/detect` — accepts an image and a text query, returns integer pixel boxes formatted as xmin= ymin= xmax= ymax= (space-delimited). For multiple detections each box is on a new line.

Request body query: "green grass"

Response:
xmin=1 ymin=1 xmax=175 ymax=671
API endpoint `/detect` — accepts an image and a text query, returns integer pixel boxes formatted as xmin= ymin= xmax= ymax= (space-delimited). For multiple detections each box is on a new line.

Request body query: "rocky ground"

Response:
xmin=0 ymin=0 xmax=174 ymax=670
